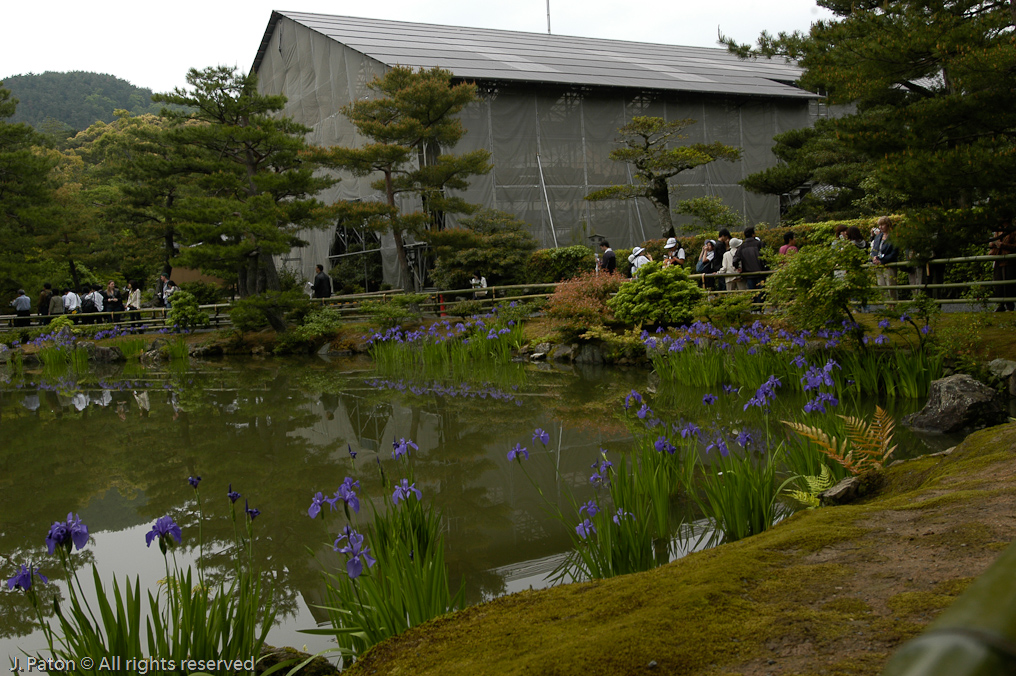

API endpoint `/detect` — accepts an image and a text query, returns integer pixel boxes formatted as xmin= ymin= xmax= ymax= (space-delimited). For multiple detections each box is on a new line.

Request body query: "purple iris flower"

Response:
xmin=637 ymin=404 xmax=652 ymax=420
xmin=392 ymin=479 xmax=422 ymax=505
xmin=680 ymin=422 xmax=701 ymax=439
xmin=575 ymin=518 xmax=596 ymax=540
xmin=330 ymin=477 xmax=361 ymax=514
xmin=348 ymin=444 xmax=357 ymax=460
xmin=702 ymin=393 xmax=718 ymax=405
xmin=46 ymin=513 xmax=89 ymax=555
xmin=337 ymin=529 xmax=376 ymax=579
xmin=921 ymin=325 xmax=931 ymax=335
xmin=878 ymin=318 xmax=891 ymax=330
xmin=308 ymin=492 xmax=328 ymax=519
xmin=507 ymin=443 xmax=529 ymax=461
xmin=654 ymin=436 xmax=677 ymax=455
xmin=145 ymin=516 xmax=182 ymax=550
xmin=874 ymin=334 xmax=888 ymax=345
xmin=706 ymin=436 xmax=729 ymax=457
xmin=533 ymin=428 xmax=550 ymax=445
xmin=623 ymin=390 xmax=643 ymax=411
xmin=723 ymin=385 xmax=737 ymax=395
xmin=392 ymin=437 xmax=419 ymax=459
xmin=900 ymin=313 xmax=911 ymax=323
xmin=579 ymin=500 xmax=600 ymax=517
xmin=244 ymin=499 xmax=260 ymax=521
xmin=7 ymin=564 xmax=48 ymax=592
xmin=613 ymin=509 xmax=633 ymax=525
xmin=227 ymin=484 xmax=241 ymax=503
xmin=188 ymin=476 xmax=201 ymax=489
xmin=736 ymin=429 xmax=753 ymax=448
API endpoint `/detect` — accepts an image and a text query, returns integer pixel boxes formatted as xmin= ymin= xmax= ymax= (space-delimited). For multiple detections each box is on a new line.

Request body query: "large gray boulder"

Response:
xmin=903 ymin=374 xmax=1007 ymax=433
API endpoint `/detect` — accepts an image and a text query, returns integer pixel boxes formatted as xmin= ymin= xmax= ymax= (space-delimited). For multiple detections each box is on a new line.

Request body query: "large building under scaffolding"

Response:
xmin=252 ymin=11 xmax=821 ymax=286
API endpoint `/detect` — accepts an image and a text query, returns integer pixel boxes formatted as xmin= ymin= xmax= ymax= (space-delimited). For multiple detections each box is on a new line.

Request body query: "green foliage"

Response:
xmin=427 ymin=209 xmax=539 ymax=290
xmin=764 ymin=243 xmax=874 ymax=330
xmin=526 ymin=245 xmax=596 ymax=283
xmin=692 ymin=293 xmax=755 ymax=327
xmin=585 ymin=116 xmax=741 ymax=237
xmin=675 ymin=196 xmax=743 ymax=231
xmin=608 ymin=262 xmax=705 ymax=326
xmin=227 ymin=290 xmax=313 ymax=333
xmin=785 ymin=464 xmax=835 ymax=509
xmin=361 ymin=294 xmax=428 ymax=329
xmin=309 ymin=66 xmax=491 ymax=290
xmin=329 ymin=242 xmax=384 ymax=294
xmin=167 ymin=290 xmax=210 ymax=331
xmin=178 ymin=281 xmax=224 ymax=305
xmin=273 ymin=309 xmax=343 ymax=355
xmin=3 ymin=71 xmax=168 ymax=134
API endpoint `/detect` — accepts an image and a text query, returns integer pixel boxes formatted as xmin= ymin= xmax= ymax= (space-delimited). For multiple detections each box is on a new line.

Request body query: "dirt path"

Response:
xmin=349 ymin=423 xmax=1016 ymax=676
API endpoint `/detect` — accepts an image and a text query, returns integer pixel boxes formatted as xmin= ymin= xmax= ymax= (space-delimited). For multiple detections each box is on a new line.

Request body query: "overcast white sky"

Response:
xmin=3 ymin=1 xmax=831 ymax=92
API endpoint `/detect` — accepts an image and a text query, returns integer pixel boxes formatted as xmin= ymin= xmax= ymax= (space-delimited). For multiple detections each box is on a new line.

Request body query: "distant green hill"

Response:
xmin=1 ymin=71 xmax=165 ymax=135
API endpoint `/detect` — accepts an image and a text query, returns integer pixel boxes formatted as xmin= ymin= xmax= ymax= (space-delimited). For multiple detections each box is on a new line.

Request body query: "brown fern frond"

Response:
xmin=873 ymin=405 xmax=897 ymax=465
xmin=782 ymin=420 xmax=857 ymax=471
xmin=840 ymin=414 xmax=878 ymax=460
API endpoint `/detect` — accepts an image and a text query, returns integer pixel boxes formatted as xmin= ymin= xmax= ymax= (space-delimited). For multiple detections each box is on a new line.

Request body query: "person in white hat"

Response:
xmin=630 ymin=246 xmax=652 ymax=275
xmin=662 ymin=237 xmax=686 ymax=268
xmin=719 ymin=237 xmax=746 ymax=291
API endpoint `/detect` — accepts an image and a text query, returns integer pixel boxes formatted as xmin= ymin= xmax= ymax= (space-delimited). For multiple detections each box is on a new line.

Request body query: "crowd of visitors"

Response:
xmin=7 ymin=276 xmax=169 ymax=327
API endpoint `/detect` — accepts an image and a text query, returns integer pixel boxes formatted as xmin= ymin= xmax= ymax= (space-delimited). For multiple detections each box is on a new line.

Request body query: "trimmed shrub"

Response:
xmin=608 ymin=262 xmax=705 ymax=327
xmin=527 ymin=245 xmax=596 ymax=283
xmin=178 ymin=281 xmax=225 ymax=305
xmin=427 ymin=210 xmax=539 ymax=291
xmin=167 ymin=291 xmax=210 ymax=331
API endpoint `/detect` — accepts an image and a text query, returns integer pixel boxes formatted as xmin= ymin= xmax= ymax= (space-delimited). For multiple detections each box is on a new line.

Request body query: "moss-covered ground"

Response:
xmin=348 ymin=423 xmax=1016 ymax=676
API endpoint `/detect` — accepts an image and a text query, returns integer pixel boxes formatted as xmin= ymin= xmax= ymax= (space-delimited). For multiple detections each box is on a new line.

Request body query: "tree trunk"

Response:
xmin=68 ymin=259 xmax=80 ymax=292
xmin=163 ymin=229 xmax=175 ymax=279
xmin=654 ymin=199 xmax=675 ymax=239
xmin=385 ymin=170 xmax=415 ymax=291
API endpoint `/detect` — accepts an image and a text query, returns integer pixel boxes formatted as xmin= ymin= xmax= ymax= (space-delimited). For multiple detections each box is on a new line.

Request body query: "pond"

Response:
xmin=0 ymin=356 xmax=959 ymax=661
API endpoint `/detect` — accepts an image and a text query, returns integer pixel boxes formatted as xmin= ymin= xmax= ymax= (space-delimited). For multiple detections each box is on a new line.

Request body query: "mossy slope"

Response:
xmin=349 ymin=424 xmax=1016 ymax=676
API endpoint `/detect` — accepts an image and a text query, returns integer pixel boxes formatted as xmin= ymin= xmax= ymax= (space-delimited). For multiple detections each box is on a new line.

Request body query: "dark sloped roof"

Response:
xmin=256 ymin=11 xmax=813 ymax=99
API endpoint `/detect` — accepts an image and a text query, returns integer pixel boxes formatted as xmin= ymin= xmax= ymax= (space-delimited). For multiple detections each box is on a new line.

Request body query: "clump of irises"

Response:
xmin=6 ymin=477 xmax=273 ymax=670
xmin=310 ymin=436 xmax=463 ymax=658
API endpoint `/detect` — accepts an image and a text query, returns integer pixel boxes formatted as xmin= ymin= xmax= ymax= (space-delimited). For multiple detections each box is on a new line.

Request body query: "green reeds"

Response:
xmin=114 ymin=336 xmax=147 ymax=361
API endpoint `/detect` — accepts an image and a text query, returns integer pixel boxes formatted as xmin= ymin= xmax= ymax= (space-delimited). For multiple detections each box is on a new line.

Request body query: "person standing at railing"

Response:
xmin=47 ymin=287 xmax=64 ymax=322
xmin=125 ymin=281 xmax=142 ymax=329
xmin=470 ymin=272 xmax=488 ymax=299
xmin=62 ymin=288 xmax=80 ymax=321
xmin=37 ymin=283 xmax=53 ymax=325
xmin=990 ymin=226 xmax=1016 ymax=311
xmin=313 ymin=264 xmax=333 ymax=299
xmin=9 ymin=289 xmax=31 ymax=327
xmin=719 ymin=237 xmax=746 ymax=291
xmin=661 ymin=237 xmax=685 ymax=269
xmin=871 ymin=216 xmax=899 ymax=301
xmin=732 ymin=226 xmax=765 ymax=291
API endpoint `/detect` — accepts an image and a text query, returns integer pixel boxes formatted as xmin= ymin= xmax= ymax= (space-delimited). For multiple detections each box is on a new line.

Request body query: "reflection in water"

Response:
xmin=0 ymin=357 xmax=954 ymax=658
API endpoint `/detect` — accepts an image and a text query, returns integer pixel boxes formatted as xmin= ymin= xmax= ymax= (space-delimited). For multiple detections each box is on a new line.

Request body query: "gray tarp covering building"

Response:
xmin=253 ymin=11 xmax=820 ymax=286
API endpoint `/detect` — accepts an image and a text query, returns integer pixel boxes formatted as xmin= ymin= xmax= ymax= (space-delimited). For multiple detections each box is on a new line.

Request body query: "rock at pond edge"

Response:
xmin=903 ymin=374 xmax=1007 ymax=434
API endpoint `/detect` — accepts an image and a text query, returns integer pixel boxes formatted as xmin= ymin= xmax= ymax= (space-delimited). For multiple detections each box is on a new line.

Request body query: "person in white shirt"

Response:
xmin=662 ymin=237 xmax=686 ymax=268
xmin=629 ymin=246 xmax=652 ymax=275
xmin=470 ymin=272 xmax=488 ymax=299
xmin=62 ymin=289 xmax=80 ymax=316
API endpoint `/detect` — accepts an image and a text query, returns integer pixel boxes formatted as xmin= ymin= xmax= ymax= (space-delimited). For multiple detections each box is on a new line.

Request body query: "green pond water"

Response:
xmin=0 ymin=356 xmax=958 ymax=660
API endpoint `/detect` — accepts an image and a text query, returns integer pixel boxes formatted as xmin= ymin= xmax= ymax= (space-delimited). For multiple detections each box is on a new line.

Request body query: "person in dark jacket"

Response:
xmin=37 ymin=283 xmax=54 ymax=325
xmin=871 ymin=217 xmax=898 ymax=301
xmin=732 ymin=226 xmax=765 ymax=290
xmin=313 ymin=264 xmax=333 ymax=299
xmin=599 ymin=241 xmax=616 ymax=274
xmin=709 ymin=229 xmax=730 ymax=290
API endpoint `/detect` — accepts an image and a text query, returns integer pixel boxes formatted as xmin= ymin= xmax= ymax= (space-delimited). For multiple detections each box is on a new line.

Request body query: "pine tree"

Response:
xmin=152 ymin=66 xmax=336 ymax=297
xmin=308 ymin=66 xmax=492 ymax=291
xmin=724 ymin=0 xmax=1016 ymax=246
xmin=584 ymin=116 xmax=741 ymax=238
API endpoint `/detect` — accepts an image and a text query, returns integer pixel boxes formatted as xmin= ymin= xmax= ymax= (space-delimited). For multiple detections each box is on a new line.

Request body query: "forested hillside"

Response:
xmin=1 ymin=71 xmax=163 ymax=135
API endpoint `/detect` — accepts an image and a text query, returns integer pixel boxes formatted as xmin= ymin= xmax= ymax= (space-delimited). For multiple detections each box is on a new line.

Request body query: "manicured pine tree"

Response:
xmin=584 ymin=116 xmax=741 ymax=238
xmin=152 ymin=66 xmax=336 ymax=297
xmin=308 ymin=66 xmax=492 ymax=291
